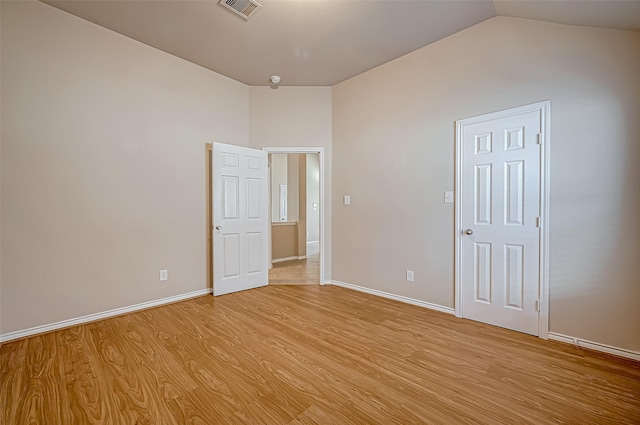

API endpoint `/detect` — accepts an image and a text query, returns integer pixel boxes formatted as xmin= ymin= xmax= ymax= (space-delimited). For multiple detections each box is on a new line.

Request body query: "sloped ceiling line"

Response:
xmin=42 ymin=0 xmax=640 ymax=86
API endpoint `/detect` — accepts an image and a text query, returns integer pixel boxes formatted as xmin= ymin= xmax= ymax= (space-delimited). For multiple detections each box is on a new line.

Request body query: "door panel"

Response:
xmin=247 ymin=178 xmax=261 ymax=219
xmin=213 ymin=142 xmax=268 ymax=296
xmin=247 ymin=232 xmax=263 ymax=274
xmin=475 ymin=164 xmax=492 ymax=224
xmin=504 ymin=244 xmax=524 ymax=309
xmin=223 ymin=176 xmax=239 ymax=219
xmin=460 ymin=108 xmax=541 ymax=335
xmin=223 ymin=233 xmax=240 ymax=278
xmin=474 ymin=242 xmax=492 ymax=303
xmin=505 ymin=160 xmax=524 ymax=225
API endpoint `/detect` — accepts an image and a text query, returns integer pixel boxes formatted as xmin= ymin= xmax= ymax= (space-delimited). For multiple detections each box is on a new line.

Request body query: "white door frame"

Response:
xmin=263 ymin=147 xmax=325 ymax=286
xmin=454 ymin=101 xmax=551 ymax=339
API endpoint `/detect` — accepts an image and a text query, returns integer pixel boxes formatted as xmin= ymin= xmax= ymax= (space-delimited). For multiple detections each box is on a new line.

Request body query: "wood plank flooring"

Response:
xmin=1 ymin=285 xmax=639 ymax=424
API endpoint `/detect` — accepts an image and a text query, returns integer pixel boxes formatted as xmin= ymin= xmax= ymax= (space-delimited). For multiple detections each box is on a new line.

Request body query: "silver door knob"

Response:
xmin=465 ymin=229 xmax=473 ymax=235
xmin=215 ymin=225 xmax=222 ymax=230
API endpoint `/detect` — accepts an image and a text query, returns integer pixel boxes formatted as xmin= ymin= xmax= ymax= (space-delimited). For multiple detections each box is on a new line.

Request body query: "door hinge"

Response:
xmin=535 ymin=300 xmax=540 ymax=312
xmin=536 ymin=133 xmax=542 ymax=145
xmin=536 ymin=217 xmax=541 ymax=228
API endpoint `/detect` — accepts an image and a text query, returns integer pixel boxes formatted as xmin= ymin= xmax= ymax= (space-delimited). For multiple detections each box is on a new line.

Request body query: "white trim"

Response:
xmin=548 ymin=332 xmax=640 ymax=361
xmin=454 ymin=118 xmax=463 ymax=319
xmin=0 ymin=289 xmax=211 ymax=343
xmin=538 ymin=102 xmax=551 ymax=339
xmin=271 ymin=255 xmax=307 ymax=263
xmin=548 ymin=332 xmax=575 ymax=345
xmin=454 ymin=100 xmax=551 ymax=339
xmin=329 ymin=280 xmax=455 ymax=315
xmin=263 ymin=147 xmax=326 ymax=286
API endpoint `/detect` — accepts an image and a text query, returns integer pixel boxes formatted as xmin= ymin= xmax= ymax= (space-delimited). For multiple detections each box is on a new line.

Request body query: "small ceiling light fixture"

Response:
xmin=270 ymin=75 xmax=281 ymax=85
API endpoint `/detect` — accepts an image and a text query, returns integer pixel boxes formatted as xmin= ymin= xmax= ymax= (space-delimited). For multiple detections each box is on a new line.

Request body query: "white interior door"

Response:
xmin=459 ymin=106 xmax=543 ymax=335
xmin=213 ymin=142 xmax=269 ymax=296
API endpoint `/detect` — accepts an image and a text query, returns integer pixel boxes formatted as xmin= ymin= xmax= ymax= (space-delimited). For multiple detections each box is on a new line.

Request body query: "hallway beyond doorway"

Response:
xmin=269 ymin=242 xmax=319 ymax=285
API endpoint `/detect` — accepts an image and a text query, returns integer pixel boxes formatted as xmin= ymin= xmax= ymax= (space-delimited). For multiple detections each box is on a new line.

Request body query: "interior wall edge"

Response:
xmin=1 ymin=1 xmax=249 ymax=333
xmin=0 ymin=289 xmax=212 ymax=344
xmin=547 ymin=332 xmax=640 ymax=362
xmin=329 ymin=280 xmax=455 ymax=315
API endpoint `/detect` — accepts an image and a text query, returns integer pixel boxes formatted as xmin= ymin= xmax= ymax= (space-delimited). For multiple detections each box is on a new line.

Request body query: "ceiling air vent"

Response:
xmin=219 ymin=0 xmax=262 ymax=20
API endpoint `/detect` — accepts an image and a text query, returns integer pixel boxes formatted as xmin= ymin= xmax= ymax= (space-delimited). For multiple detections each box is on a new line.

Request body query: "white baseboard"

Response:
xmin=329 ymin=280 xmax=454 ymax=315
xmin=272 ymin=255 xmax=306 ymax=264
xmin=0 ymin=289 xmax=212 ymax=343
xmin=548 ymin=332 xmax=640 ymax=361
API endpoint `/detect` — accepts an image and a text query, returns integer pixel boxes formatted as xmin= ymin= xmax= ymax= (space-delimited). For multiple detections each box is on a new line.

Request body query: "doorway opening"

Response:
xmin=263 ymin=148 xmax=325 ymax=286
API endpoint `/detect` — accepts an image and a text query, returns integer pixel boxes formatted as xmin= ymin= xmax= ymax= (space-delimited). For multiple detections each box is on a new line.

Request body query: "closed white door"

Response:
xmin=213 ymin=143 xmax=269 ymax=296
xmin=458 ymin=106 xmax=543 ymax=335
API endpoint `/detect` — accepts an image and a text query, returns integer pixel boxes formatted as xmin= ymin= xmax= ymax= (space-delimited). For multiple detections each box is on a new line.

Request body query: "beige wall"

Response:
xmin=250 ymin=87 xmax=332 ymax=282
xmin=270 ymin=154 xmax=287 ymax=221
xmin=271 ymin=223 xmax=298 ymax=260
xmin=296 ymin=154 xmax=307 ymax=258
xmin=286 ymin=154 xmax=300 ymax=222
xmin=0 ymin=1 xmax=250 ymax=334
xmin=332 ymin=17 xmax=640 ymax=351
xmin=306 ymin=154 xmax=320 ymax=243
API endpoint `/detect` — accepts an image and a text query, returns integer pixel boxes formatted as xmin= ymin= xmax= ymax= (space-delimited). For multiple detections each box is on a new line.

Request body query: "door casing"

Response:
xmin=454 ymin=101 xmax=551 ymax=339
xmin=206 ymin=143 xmax=213 ymax=291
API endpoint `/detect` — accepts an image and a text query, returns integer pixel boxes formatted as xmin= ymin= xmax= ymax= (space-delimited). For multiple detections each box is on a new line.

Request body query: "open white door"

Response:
xmin=213 ymin=142 xmax=269 ymax=296
xmin=456 ymin=102 xmax=549 ymax=336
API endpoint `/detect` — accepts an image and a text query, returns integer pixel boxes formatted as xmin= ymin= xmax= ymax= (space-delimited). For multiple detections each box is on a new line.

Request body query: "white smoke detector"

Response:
xmin=219 ymin=0 xmax=262 ymax=20
xmin=270 ymin=75 xmax=281 ymax=85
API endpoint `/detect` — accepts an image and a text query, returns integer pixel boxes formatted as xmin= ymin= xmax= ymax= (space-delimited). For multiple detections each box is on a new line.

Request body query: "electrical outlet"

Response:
xmin=444 ymin=191 xmax=454 ymax=204
xmin=406 ymin=270 xmax=414 ymax=282
xmin=160 ymin=269 xmax=168 ymax=282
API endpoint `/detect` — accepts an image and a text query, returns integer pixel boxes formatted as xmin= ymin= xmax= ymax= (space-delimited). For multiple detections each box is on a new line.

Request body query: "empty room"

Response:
xmin=1 ymin=0 xmax=639 ymax=423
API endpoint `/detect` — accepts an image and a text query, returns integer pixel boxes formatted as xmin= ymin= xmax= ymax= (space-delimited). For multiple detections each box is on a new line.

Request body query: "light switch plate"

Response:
xmin=344 ymin=195 xmax=351 ymax=205
xmin=444 ymin=191 xmax=454 ymax=204
xmin=160 ymin=269 xmax=168 ymax=282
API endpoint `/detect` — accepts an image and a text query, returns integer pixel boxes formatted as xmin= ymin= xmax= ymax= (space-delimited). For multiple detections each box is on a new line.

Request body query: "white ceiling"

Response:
xmin=43 ymin=0 xmax=640 ymax=86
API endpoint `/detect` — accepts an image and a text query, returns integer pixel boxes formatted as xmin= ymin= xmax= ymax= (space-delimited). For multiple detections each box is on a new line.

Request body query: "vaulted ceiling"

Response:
xmin=43 ymin=0 xmax=640 ymax=86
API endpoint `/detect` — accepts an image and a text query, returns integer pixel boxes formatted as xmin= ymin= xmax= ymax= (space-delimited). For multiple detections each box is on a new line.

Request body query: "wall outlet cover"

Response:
xmin=444 ymin=191 xmax=454 ymax=203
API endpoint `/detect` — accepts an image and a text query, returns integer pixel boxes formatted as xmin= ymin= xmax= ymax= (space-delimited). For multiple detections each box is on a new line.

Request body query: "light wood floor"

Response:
xmin=1 ymin=285 xmax=639 ymax=424
xmin=269 ymin=251 xmax=319 ymax=285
